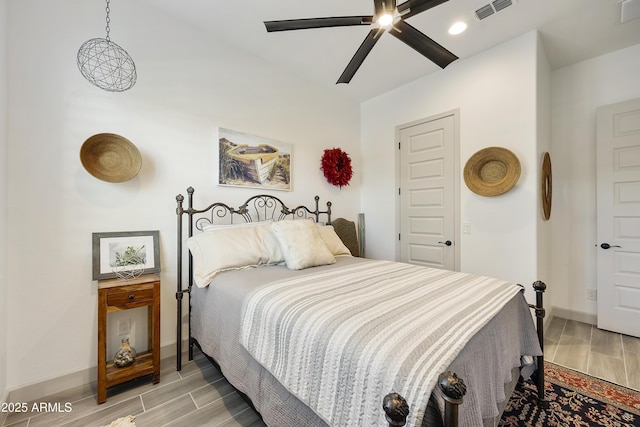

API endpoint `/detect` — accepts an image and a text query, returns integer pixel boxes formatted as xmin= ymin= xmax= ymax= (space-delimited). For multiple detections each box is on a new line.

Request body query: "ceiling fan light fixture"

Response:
xmin=264 ymin=0 xmax=458 ymax=84
xmin=378 ymin=13 xmax=394 ymax=27
xmin=448 ymin=21 xmax=467 ymax=35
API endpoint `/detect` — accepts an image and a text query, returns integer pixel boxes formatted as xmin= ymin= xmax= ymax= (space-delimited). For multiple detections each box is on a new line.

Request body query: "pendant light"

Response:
xmin=77 ymin=0 xmax=137 ymax=92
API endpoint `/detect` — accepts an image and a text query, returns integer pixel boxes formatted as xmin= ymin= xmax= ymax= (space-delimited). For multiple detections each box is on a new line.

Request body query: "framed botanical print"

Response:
xmin=92 ymin=230 xmax=160 ymax=280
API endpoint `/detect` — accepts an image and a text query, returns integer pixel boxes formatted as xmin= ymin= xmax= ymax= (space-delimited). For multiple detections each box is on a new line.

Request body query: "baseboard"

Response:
xmin=5 ymin=341 xmax=184 ymax=405
xmin=548 ymin=306 xmax=597 ymax=326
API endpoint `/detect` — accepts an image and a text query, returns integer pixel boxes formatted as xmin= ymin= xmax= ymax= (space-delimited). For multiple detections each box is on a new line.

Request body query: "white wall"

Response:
xmin=6 ymin=0 xmax=360 ymax=392
xmin=361 ymin=31 xmax=542 ymax=300
xmin=7 ymin=0 xmax=636 ymax=399
xmin=0 ymin=0 xmax=9 ymax=406
xmin=536 ymin=34 xmax=553 ymax=310
xmin=550 ymin=43 xmax=640 ymax=317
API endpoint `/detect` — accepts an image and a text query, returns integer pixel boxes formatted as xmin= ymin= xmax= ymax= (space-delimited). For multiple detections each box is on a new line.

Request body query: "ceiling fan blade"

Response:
xmin=389 ymin=20 xmax=457 ymax=68
xmin=337 ymin=28 xmax=384 ymax=84
xmin=374 ymin=0 xmax=384 ymax=15
xmin=265 ymin=16 xmax=373 ymax=32
xmin=397 ymin=0 xmax=449 ymax=20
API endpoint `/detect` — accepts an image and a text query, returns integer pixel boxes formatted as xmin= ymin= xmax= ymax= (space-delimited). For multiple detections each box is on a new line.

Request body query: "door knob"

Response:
xmin=600 ymin=243 xmax=621 ymax=249
xmin=438 ymin=240 xmax=453 ymax=246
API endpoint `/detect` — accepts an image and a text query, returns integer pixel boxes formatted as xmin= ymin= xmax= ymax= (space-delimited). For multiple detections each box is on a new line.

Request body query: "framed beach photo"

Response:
xmin=218 ymin=128 xmax=292 ymax=191
xmin=92 ymin=230 xmax=160 ymax=280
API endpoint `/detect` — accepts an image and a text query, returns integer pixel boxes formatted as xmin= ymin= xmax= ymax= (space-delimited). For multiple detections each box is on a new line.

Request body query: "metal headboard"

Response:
xmin=175 ymin=187 xmax=332 ymax=369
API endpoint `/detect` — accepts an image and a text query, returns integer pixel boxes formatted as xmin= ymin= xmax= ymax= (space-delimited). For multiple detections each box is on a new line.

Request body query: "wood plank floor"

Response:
xmin=2 ymin=349 xmax=266 ymax=427
xmin=544 ymin=317 xmax=640 ymax=391
xmin=3 ymin=316 xmax=639 ymax=426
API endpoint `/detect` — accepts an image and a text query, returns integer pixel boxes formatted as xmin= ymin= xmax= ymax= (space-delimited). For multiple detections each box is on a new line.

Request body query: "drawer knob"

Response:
xmin=128 ymin=294 xmax=135 ymax=300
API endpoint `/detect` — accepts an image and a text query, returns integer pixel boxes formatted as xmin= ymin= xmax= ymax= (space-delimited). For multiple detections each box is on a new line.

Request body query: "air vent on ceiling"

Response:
xmin=475 ymin=0 xmax=515 ymax=20
xmin=475 ymin=4 xmax=494 ymax=20
xmin=492 ymin=0 xmax=512 ymax=12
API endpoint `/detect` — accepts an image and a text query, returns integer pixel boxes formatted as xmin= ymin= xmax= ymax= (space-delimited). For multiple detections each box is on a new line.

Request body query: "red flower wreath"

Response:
xmin=321 ymin=148 xmax=353 ymax=188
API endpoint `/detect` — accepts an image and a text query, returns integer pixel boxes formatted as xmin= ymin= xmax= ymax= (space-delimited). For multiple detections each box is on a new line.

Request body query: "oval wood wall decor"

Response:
xmin=541 ymin=152 xmax=552 ymax=220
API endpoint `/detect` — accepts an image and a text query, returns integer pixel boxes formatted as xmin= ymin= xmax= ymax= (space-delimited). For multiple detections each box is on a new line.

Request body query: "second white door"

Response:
xmin=398 ymin=113 xmax=459 ymax=270
xmin=596 ymin=97 xmax=640 ymax=338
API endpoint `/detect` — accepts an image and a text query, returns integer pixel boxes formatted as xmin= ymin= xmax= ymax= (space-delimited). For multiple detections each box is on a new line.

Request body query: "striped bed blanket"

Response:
xmin=240 ymin=260 xmax=523 ymax=426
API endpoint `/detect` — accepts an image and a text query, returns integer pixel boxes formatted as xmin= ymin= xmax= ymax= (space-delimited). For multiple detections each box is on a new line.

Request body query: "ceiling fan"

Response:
xmin=264 ymin=0 xmax=458 ymax=84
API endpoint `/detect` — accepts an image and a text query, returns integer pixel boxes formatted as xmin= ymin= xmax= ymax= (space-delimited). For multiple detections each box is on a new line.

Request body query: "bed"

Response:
xmin=175 ymin=188 xmax=547 ymax=427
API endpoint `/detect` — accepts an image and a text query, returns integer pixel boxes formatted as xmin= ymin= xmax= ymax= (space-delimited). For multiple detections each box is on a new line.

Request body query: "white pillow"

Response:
xmin=271 ymin=220 xmax=336 ymax=270
xmin=201 ymin=220 xmax=272 ymax=231
xmin=187 ymin=222 xmax=283 ymax=287
xmin=317 ymin=225 xmax=352 ymax=256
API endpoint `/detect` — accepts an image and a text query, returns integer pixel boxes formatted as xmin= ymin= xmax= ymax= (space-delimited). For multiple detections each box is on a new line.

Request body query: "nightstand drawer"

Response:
xmin=107 ymin=287 xmax=155 ymax=307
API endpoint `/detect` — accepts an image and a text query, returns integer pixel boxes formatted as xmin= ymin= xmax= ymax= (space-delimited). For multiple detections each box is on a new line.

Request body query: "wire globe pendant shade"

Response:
xmin=77 ymin=0 xmax=136 ymax=92
xmin=77 ymin=38 xmax=136 ymax=92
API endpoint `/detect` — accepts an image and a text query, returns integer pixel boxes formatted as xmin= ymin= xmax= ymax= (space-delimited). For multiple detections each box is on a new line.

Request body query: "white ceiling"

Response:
xmin=139 ymin=0 xmax=640 ymax=102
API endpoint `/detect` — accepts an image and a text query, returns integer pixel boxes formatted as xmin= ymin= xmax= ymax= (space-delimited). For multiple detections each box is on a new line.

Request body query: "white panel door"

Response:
xmin=398 ymin=114 xmax=458 ymax=270
xmin=596 ymin=97 xmax=640 ymax=338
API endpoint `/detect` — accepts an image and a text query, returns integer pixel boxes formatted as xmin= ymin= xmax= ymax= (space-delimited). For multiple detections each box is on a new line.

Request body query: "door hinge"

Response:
xmin=398 ymin=142 xmax=401 ymax=150
xmin=398 ymin=233 xmax=401 ymax=241
xmin=398 ymin=188 xmax=401 ymax=195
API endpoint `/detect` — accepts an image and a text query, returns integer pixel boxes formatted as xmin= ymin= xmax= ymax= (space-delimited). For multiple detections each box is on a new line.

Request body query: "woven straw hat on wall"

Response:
xmin=463 ymin=147 xmax=521 ymax=197
xmin=80 ymin=133 xmax=142 ymax=183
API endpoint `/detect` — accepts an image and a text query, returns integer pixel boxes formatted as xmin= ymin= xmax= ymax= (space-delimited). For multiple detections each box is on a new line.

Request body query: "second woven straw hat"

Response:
xmin=463 ymin=147 xmax=521 ymax=197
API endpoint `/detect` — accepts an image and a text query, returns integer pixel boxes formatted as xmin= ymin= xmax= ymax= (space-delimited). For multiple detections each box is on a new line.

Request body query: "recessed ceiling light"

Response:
xmin=448 ymin=22 xmax=467 ymax=35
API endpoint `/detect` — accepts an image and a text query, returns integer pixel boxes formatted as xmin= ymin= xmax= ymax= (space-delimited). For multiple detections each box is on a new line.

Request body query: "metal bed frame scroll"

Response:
xmin=175 ymin=187 xmax=332 ymax=370
xmin=175 ymin=187 xmax=547 ymax=427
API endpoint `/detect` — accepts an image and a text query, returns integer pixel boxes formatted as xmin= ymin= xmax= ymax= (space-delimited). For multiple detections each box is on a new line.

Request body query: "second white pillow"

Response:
xmin=317 ymin=225 xmax=352 ymax=256
xmin=271 ymin=220 xmax=336 ymax=270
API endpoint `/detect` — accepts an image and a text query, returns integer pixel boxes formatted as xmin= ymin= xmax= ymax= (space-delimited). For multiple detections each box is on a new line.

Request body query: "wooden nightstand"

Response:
xmin=97 ymin=273 xmax=160 ymax=404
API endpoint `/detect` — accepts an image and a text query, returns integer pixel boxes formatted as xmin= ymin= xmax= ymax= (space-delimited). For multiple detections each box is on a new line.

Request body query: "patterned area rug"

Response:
xmin=499 ymin=362 xmax=640 ymax=426
xmin=99 ymin=415 xmax=136 ymax=427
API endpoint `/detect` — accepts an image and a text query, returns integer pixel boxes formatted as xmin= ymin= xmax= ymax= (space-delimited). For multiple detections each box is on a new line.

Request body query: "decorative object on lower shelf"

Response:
xmin=114 ymin=338 xmax=136 ymax=368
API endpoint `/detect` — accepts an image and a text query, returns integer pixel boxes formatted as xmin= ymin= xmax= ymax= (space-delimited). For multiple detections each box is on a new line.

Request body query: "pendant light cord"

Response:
xmin=105 ymin=0 xmax=111 ymax=42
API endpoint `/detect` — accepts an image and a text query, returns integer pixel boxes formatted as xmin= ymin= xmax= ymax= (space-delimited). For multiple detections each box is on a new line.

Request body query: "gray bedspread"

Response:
xmin=190 ymin=257 xmax=542 ymax=426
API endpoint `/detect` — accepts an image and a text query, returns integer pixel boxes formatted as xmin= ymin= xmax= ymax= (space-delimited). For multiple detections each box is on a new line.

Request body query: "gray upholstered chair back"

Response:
xmin=332 ymin=218 xmax=360 ymax=257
